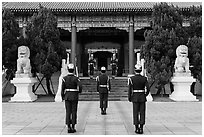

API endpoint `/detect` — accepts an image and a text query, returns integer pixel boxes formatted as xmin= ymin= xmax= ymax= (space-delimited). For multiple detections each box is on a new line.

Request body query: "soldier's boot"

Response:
xmin=67 ymin=124 xmax=73 ymax=133
xmin=139 ymin=124 xmax=144 ymax=134
xmin=135 ymin=125 xmax=140 ymax=134
xmin=72 ymin=124 xmax=76 ymax=133
xmin=101 ymin=108 xmax=104 ymax=115
xmin=104 ymin=108 xmax=107 ymax=115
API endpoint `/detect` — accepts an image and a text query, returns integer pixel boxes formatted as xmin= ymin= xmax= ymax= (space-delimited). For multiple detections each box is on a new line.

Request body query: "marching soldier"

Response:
xmin=61 ymin=64 xmax=82 ymax=133
xmin=128 ymin=64 xmax=150 ymax=134
xmin=96 ymin=66 xmax=111 ymax=115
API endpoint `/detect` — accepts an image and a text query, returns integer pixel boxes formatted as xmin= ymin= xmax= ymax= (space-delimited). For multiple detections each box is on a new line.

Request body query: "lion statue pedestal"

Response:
xmin=169 ymin=45 xmax=198 ymax=101
xmin=170 ymin=73 xmax=197 ymax=101
xmin=10 ymin=76 xmax=37 ymax=102
xmin=10 ymin=46 xmax=38 ymax=102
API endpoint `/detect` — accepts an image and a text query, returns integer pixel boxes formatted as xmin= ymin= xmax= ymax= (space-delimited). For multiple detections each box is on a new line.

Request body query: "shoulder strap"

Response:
xmin=107 ymin=76 xmax=109 ymax=82
xmin=128 ymin=77 xmax=133 ymax=85
xmin=107 ymin=76 xmax=110 ymax=85
xmin=96 ymin=76 xmax=99 ymax=82
xmin=62 ymin=77 xmax=66 ymax=83
xmin=107 ymin=76 xmax=110 ymax=90
xmin=76 ymin=76 xmax=80 ymax=82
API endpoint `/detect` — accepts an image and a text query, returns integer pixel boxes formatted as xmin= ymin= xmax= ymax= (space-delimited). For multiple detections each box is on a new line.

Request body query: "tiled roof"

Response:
xmin=2 ymin=2 xmax=202 ymax=13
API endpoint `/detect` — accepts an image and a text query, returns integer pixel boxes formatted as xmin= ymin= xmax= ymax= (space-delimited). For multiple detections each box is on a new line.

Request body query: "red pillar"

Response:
xmin=129 ymin=21 xmax=134 ymax=74
xmin=22 ymin=18 xmax=27 ymax=39
xmin=71 ymin=16 xmax=77 ymax=64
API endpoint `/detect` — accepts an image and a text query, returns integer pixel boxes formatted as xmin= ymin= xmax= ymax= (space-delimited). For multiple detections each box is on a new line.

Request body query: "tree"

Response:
xmin=141 ymin=3 xmax=202 ymax=95
xmin=187 ymin=36 xmax=202 ymax=83
xmin=141 ymin=3 xmax=187 ymax=94
xmin=187 ymin=5 xmax=202 ymax=37
xmin=187 ymin=5 xmax=202 ymax=83
xmin=26 ymin=6 xmax=66 ymax=95
xmin=2 ymin=8 xmax=20 ymax=71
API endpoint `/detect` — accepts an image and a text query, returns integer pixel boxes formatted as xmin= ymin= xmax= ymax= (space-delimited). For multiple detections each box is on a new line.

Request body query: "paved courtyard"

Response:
xmin=2 ymin=101 xmax=202 ymax=135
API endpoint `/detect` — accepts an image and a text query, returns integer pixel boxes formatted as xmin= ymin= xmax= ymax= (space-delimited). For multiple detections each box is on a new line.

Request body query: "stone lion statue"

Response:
xmin=174 ymin=45 xmax=190 ymax=73
xmin=16 ymin=46 xmax=31 ymax=75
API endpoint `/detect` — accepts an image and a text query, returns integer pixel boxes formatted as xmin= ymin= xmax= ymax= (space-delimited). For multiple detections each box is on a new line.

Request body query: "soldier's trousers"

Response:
xmin=133 ymin=102 xmax=146 ymax=125
xmin=90 ymin=69 xmax=94 ymax=76
xmin=65 ymin=100 xmax=78 ymax=125
xmin=112 ymin=66 xmax=116 ymax=75
xmin=99 ymin=93 xmax=108 ymax=108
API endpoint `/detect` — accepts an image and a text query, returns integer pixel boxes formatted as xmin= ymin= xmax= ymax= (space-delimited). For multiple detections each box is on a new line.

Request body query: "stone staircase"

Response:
xmin=79 ymin=77 xmax=128 ymax=101
xmin=34 ymin=72 xmax=129 ymax=101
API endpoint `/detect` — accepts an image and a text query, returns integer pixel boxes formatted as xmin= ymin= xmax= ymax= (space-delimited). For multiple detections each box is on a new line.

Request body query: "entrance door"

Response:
xmin=98 ymin=56 xmax=107 ymax=69
xmin=94 ymin=51 xmax=112 ymax=70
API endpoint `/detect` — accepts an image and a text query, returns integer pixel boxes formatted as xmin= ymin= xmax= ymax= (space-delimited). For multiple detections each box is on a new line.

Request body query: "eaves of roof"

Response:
xmin=2 ymin=2 xmax=202 ymax=13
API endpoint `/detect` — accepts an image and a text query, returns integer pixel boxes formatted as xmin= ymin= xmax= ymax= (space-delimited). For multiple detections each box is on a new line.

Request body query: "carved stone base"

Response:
xmin=173 ymin=72 xmax=191 ymax=77
xmin=170 ymin=75 xmax=198 ymax=101
xmin=10 ymin=77 xmax=37 ymax=102
xmin=15 ymin=73 xmax=32 ymax=78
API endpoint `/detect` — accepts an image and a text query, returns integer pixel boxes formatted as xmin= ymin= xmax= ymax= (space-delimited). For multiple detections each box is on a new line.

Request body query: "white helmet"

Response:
xmin=101 ymin=66 xmax=106 ymax=72
xmin=67 ymin=63 xmax=74 ymax=70
xmin=134 ymin=64 xmax=142 ymax=71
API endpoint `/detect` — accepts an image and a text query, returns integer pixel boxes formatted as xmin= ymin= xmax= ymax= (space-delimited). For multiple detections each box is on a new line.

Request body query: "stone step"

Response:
xmin=79 ymin=78 xmax=128 ymax=100
xmin=78 ymin=98 xmax=128 ymax=101
xmin=79 ymin=91 xmax=128 ymax=95
xmin=79 ymin=94 xmax=128 ymax=101
xmin=35 ymin=72 xmax=129 ymax=101
xmin=79 ymin=94 xmax=128 ymax=97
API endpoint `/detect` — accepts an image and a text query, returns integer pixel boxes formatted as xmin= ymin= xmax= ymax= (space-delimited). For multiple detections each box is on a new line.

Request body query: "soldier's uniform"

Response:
xmin=111 ymin=59 xmax=117 ymax=76
xmin=61 ymin=64 xmax=82 ymax=133
xmin=88 ymin=58 xmax=95 ymax=76
xmin=96 ymin=67 xmax=111 ymax=115
xmin=128 ymin=64 xmax=150 ymax=134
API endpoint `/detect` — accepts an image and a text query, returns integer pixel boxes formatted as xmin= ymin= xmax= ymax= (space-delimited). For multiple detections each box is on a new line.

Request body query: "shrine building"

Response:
xmin=2 ymin=2 xmax=202 ymax=77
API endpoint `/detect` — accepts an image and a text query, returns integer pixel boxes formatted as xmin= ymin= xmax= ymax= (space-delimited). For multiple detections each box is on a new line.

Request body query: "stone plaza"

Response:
xmin=2 ymin=2 xmax=202 ymax=136
xmin=2 ymin=100 xmax=202 ymax=135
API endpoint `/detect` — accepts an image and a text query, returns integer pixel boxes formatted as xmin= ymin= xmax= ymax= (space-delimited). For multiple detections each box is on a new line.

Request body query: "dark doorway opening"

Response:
xmin=98 ymin=56 xmax=107 ymax=69
xmin=94 ymin=51 xmax=112 ymax=70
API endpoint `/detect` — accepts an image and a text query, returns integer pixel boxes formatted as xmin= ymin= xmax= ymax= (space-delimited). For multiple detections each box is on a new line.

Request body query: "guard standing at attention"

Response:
xmin=88 ymin=54 xmax=96 ymax=77
xmin=96 ymin=66 xmax=111 ymax=115
xmin=128 ymin=64 xmax=150 ymax=134
xmin=61 ymin=63 xmax=82 ymax=133
xmin=111 ymin=53 xmax=118 ymax=76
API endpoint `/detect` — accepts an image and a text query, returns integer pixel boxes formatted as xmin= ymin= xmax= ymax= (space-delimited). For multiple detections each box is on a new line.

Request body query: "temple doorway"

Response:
xmin=93 ymin=51 xmax=112 ymax=70
xmin=79 ymin=27 xmax=127 ymax=76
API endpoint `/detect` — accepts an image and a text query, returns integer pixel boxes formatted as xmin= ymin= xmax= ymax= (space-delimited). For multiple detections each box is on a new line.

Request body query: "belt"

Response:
xmin=133 ymin=90 xmax=145 ymax=92
xmin=65 ymin=89 xmax=78 ymax=92
xmin=99 ymin=85 xmax=108 ymax=87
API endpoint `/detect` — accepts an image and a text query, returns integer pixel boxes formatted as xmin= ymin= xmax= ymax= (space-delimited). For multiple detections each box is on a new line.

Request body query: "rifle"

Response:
xmin=75 ymin=65 xmax=79 ymax=77
xmin=74 ymin=57 xmax=79 ymax=77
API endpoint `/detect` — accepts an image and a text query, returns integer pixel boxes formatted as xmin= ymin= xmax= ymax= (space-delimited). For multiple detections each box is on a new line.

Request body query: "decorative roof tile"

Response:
xmin=2 ymin=2 xmax=202 ymax=13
